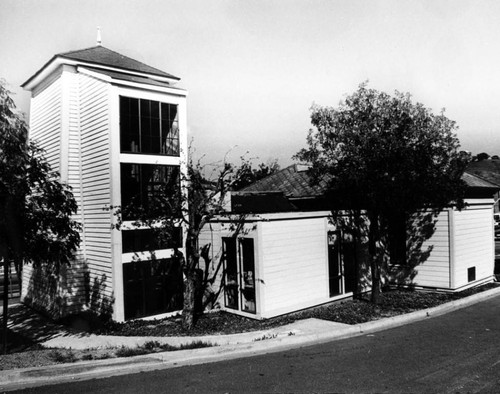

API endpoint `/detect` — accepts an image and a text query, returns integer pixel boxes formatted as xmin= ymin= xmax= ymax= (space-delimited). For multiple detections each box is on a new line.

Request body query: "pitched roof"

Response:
xmin=240 ymin=164 xmax=328 ymax=199
xmin=58 ymin=46 xmax=179 ymax=80
xmin=466 ymin=159 xmax=500 ymax=187
xmin=22 ymin=45 xmax=180 ymax=90
xmin=462 ymin=171 xmax=499 ymax=189
xmin=240 ymin=164 xmax=498 ymax=198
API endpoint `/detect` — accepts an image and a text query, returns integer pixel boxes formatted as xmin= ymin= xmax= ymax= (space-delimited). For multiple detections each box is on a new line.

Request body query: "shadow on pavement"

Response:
xmin=2 ymin=304 xmax=86 ymax=352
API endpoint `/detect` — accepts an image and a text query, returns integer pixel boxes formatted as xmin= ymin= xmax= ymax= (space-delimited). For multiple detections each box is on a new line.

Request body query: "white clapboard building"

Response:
xmin=21 ymin=44 xmax=187 ymax=322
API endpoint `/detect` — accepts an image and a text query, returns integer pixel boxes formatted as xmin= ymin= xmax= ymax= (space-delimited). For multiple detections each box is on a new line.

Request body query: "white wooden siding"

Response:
xmin=452 ymin=206 xmax=494 ymax=288
xmin=259 ymin=217 xmax=328 ymax=317
xmin=78 ymin=73 xmax=113 ymax=303
xmin=29 ymin=76 xmax=62 ymax=172
xmin=412 ymin=210 xmax=451 ymax=288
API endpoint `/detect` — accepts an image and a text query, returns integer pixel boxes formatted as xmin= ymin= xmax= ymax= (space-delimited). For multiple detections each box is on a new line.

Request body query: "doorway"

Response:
xmin=327 ymin=231 xmax=357 ymax=297
xmin=222 ymin=237 xmax=256 ymax=314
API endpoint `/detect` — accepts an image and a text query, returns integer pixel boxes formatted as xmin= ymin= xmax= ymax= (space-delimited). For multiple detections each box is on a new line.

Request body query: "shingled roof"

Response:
xmin=58 ymin=46 xmax=179 ymax=80
xmin=240 ymin=164 xmax=328 ymax=198
xmin=466 ymin=159 xmax=500 ymax=187
xmin=240 ymin=164 xmax=498 ymax=198
xmin=22 ymin=45 xmax=180 ymax=90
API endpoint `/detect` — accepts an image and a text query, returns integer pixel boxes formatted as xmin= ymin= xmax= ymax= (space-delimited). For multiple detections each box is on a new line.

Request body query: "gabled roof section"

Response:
xmin=240 ymin=164 xmax=498 ymax=198
xmin=462 ymin=171 xmax=499 ymax=189
xmin=22 ymin=46 xmax=180 ymax=90
xmin=240 ymin=164 xmax=328 ymax=199
xmin=59 ymin=46 xmax=179 ymax=80
xmin=466 ymin=160 xmax=500 ymax=187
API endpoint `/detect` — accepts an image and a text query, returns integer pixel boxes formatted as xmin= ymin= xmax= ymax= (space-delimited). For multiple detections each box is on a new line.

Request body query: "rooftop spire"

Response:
xmin=96 ymin=26 xmax=102 ymax=46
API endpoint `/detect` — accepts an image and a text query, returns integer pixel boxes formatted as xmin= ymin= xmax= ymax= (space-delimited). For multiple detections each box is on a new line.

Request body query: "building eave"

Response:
xmin=22 ymin=55 xmax=180 ymax=91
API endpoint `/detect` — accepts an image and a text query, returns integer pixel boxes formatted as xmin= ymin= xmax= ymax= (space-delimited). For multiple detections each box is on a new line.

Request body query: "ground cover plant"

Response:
xmin=97 ymin=283 xmax=499 ymax=337
xmin=0 ymin=283 xmax=497 ymax=371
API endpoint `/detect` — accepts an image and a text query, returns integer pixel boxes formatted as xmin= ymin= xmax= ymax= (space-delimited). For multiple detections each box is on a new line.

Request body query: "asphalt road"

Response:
xmin=16 ymin=294 xmax=500 ymax=394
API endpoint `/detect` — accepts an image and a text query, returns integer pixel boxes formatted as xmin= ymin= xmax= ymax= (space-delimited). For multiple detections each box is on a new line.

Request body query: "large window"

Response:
xmin=123 ymin=258 xmax=183 ymax=320
xmin=120 ymin=96 xmax=179 ymax=156
xmin=120 ymin=163 xmax=180 ymax=221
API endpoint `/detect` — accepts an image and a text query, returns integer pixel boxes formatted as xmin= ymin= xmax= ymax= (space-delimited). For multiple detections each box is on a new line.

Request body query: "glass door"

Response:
xmin=222 ymin=237 xmax=256 ymax=314
xmin=239 ymin=238 xmax=256 ymax=313
xmin=328 ymin=230 xmax=357 ymax=297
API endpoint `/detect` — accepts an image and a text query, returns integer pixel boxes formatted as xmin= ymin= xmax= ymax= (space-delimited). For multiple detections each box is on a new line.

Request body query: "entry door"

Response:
xmin=222 ymin=237 xmax=256 ymax=314
xmin=328 ymin=231 xmax=356 ymax=297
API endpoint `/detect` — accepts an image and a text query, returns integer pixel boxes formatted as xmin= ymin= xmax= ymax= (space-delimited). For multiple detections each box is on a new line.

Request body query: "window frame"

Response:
xmin=119 ymin=96 xmax=180 ymax=157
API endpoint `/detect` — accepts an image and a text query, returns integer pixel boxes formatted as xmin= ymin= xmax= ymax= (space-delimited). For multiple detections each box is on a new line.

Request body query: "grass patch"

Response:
xmin=114 ymin=340 xmax=215 ymax=358
xmin=49 ymin=349 xmax=78 ymax=363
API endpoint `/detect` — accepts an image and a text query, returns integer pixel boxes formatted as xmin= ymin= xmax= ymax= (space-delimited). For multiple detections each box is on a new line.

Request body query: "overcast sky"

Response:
xmin=1 ymin=0 xmax=500 ymax=166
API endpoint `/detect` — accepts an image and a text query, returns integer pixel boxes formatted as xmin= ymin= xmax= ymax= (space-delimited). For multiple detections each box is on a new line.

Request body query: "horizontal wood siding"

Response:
xmin=453 ymin=206 xmax=494 ymax=288
xmin=62 ymin=72 xmax=87 ymax=315
xmin=260 ymin=218 xmax=328 ymax=317
xmin=29 ymin=77 xmax=61 ymax=172
xmin=413 ymin=210 xmax=451 ymax=288
xmin=78 ymin=73 xmax=114 ymax=309
xmin=22 ymin=76 xmax=64 ymax=316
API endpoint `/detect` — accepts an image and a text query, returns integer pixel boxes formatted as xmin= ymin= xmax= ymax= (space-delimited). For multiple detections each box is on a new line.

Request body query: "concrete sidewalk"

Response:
xmin=2 ymin=285 xmax=500 ymax=392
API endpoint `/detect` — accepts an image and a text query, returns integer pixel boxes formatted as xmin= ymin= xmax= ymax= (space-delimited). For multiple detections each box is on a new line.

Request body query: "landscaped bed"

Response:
xmin=98 ymin=283 xmax=500 ymax=336
xmin=0 ymin=283 xmax=498 ymax=371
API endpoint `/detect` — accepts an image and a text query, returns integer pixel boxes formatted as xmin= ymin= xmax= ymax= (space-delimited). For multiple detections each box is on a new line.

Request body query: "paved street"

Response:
xmin=15 ymin=294 xmax=500 ymax=394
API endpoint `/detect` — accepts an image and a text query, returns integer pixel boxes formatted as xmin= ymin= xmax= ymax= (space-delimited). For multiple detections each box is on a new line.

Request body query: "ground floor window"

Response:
xmin=222 ymin=237 xmax=256 ymax=314
xmin=123 ymin=258 xmax=183 ymax=320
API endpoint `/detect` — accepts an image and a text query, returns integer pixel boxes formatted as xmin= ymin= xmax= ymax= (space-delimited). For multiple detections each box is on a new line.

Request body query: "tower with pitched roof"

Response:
xmin=22 ymin=46 xmax=187 ymax=321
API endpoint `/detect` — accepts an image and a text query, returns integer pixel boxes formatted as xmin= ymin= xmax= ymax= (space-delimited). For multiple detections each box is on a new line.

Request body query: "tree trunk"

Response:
xmin=2 ymin=259 xmax=9 ymax=354
xmin=368 ymin=213 xmax=381 ymax=304
xmin=182 ymin=271 xmax=196 ymax=330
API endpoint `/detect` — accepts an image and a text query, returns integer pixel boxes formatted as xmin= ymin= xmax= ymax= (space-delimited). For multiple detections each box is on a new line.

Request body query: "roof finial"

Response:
xmin=96 ymin=26 xmax=102 ymax=46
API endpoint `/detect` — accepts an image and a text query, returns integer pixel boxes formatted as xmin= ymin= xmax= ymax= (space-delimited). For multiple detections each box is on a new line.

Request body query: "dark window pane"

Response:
xmin=223 ymin=238 xmax=238 ymax=310
xmin=240 ymin=238 xmax=255 ymax=313
xmin=151 ymin=101 xmax=159 ymax=119
xmin=120 ymin=97 xmax=140 ymax=153
xmin=120 ymin=164 xmax=141 ymax=220
xmin=161 ymin=103 xmax=179 ymax=156
xmin=121 ymin=96 xmax=178 ymax=155
xmin=120 ymin=163 xmax=181 ymax=221
xmin=122 ymin=228 xmax=183 ymax=253
xmin=123 ymin=258 xmax=183 ymax=320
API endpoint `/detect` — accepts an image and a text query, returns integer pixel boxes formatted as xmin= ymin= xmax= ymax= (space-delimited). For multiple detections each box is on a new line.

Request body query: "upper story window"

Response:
xmin=120 ymin=96 xmax=179 ymax=156
xmin=121 ymin=163 xmax=180 ymax=221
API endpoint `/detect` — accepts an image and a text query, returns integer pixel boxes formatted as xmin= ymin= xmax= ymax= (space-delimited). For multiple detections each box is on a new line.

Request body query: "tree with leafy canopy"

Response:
xmin=232 ymin=158 xmax=280 ymax=191
xmin=116 ymin=151 xmax=246 ymax=330
xmin=295 ymin=83 xmax=469 ymax=303
xmin=0 ymin=80 xmax=81 ymax=353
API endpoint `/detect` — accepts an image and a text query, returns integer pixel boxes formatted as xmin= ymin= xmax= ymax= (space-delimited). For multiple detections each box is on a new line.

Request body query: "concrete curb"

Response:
xmin=1 ymin=285 xmax=500 ymax=391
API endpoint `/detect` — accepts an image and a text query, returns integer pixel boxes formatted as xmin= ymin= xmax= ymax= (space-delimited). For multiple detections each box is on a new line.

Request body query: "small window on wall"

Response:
xmin=468 ymin=267 xmax=476 ymax=282
xmin=120 ymin=96 xmax=179 ymax=156
xmin=122 ymin=228 xmax=182 ymax=253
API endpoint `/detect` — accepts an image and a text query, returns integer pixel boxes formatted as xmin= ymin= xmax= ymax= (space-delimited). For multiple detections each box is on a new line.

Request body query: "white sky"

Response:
xmin=1 ymin=0 xmax=500 ymax=166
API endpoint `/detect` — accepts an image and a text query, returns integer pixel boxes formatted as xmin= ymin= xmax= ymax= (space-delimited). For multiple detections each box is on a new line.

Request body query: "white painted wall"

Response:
xmin=452 ymin=204 xmax=494 ymax=289
xmin=78 ymin=72 xmax=113 ymax=307
xmin=412 ymin=210 xmax=452 ymax=289
xmin=259 ymin=217 xmax=329 ymax=318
